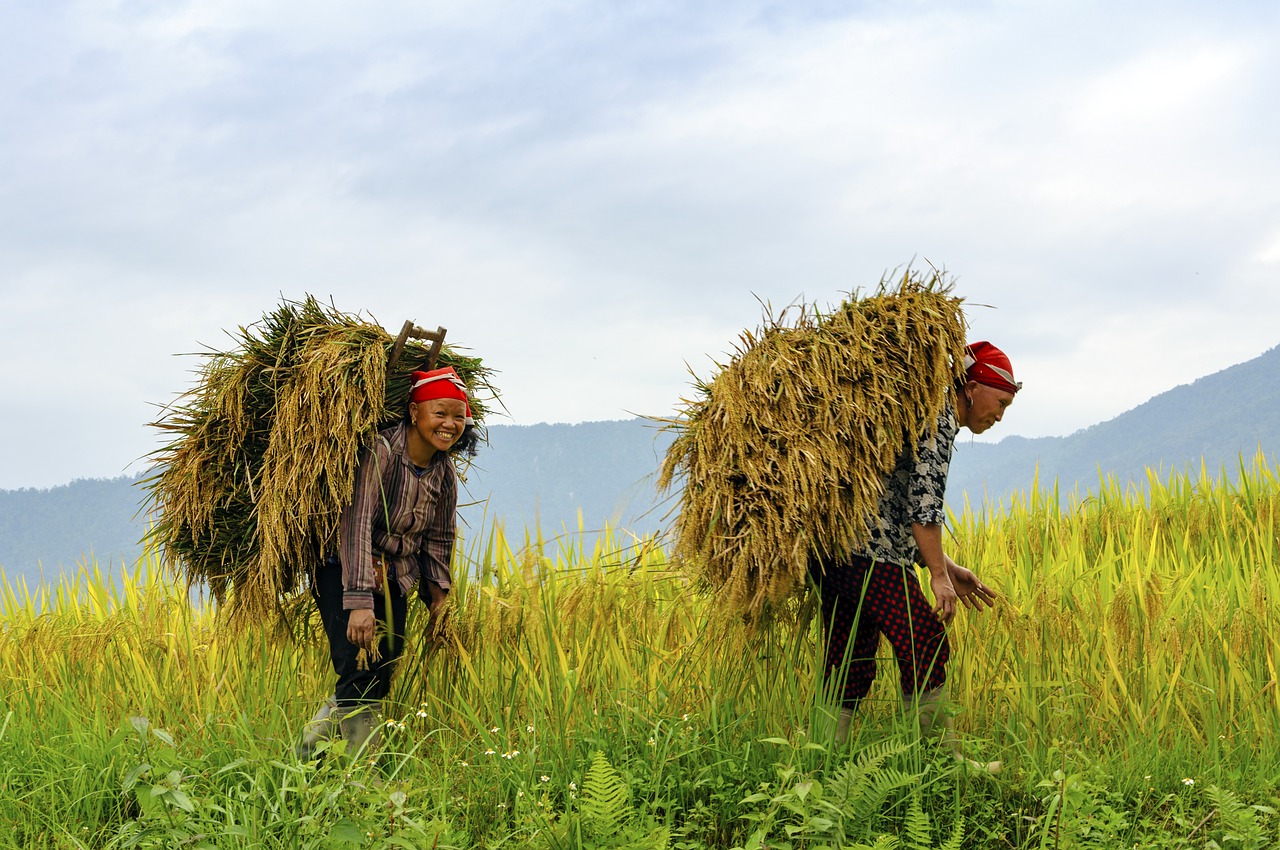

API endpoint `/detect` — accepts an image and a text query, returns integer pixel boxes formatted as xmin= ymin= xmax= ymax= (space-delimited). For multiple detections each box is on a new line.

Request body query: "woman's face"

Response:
xmin=964 ymin=381 xmax=1015 ymax=434
xmin=411 ymin=398 xmax=468 ymax=453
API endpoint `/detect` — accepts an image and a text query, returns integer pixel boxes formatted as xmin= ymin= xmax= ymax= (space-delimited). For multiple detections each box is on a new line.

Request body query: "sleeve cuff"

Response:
xmin=343 ymin=591 xmax=375 ymax=611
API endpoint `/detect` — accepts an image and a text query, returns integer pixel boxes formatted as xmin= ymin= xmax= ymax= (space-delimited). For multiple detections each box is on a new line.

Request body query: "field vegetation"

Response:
xmin=2 ymin=455 xmax=1279 ymax=848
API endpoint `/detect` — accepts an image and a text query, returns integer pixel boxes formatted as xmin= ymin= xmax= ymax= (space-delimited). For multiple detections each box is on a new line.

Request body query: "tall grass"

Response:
xmin=2 ymin=455 xmax=1279 ymax=847
xmin=950 ymin=453 xmax=1280 ymax=769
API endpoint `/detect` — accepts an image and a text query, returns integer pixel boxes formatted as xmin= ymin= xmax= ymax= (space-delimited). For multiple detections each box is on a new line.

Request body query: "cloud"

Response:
xmin=1 ymin=0 xmax=1278 ymax=488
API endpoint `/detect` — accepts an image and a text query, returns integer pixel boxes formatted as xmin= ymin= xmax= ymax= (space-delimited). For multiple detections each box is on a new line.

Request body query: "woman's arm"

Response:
xmin=906 ymin=409 xmax=961 ymax=623
xmin=417 ymin=463 xmax=458 ymax=610
xmin=338 ymin=437 xmax=391 ymax=613
xmin=912 ymin=521 xmax=958 ymax=624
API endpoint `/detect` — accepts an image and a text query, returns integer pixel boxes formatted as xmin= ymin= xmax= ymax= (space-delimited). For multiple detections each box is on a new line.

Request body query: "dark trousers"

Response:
xmin=813 ymin=554 xmax=949 ymax=708
xmin=312 ymin=555 xmax=408 ymax=707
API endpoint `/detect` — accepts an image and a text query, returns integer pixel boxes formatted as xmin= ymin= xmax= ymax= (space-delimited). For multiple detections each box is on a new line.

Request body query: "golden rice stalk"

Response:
xmin=143 ymin=295 xmax=498 ymax=627
xmin=658 ymin=268 xmax=966 ymax=622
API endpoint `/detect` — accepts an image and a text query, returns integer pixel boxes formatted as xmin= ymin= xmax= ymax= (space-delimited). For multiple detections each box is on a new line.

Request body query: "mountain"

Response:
xmin=0 ymin=475 xmax=151 ymax=588
xmin=0 ymin=422 xmax=681 ymax=587
xmin=456 ymin=419 xmax=677 ymax=540
xmin=947 ymin=343 xmax=1280 ymax=507
xmin=2 ymin=344 xmax=1278 ymax=583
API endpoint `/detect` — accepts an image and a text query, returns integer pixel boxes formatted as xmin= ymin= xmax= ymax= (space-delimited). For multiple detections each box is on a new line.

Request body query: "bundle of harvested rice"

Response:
xmin=143 ymin=295 xmax=497 ymax=623
xmin=658 ymin=268 xmax=966 ymax=622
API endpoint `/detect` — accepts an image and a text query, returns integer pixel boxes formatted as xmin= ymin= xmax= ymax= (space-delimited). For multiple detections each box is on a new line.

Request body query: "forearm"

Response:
xmin=913 ymin=522 xmax=959 ymax=623
xmin=419 ymin=471 xmax=458 ymax=592
xmin=912 ymin=522 xmax=949 ymax=577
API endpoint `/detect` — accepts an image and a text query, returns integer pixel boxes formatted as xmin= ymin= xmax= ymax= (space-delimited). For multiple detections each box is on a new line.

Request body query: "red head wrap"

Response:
xmin=410 ymin=367 xmax=473 ymax=426
xmin=963 ymin=341 xmax=1021 ymax=395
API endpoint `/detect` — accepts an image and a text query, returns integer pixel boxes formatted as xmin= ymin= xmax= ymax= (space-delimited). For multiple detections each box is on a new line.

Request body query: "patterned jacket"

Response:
xmin=855 ymin=403 xmax=958 ymax=569
xmin=338 ymin=423 xmax=457 ymax=610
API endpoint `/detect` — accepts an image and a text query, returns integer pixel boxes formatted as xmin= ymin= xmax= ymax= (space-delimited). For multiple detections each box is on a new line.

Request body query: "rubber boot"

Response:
xmin=835 ymin=707 xmax=855 ymax=745
xmin=294 ymin=695 xmax=338 ymax=760
xmin=338 ymin=702 xmax=383 ymax=758
xmin=914 ymin=685 xmax=1001 ymax=774
xmin=812 ymin=702 xmax=855 ymax=745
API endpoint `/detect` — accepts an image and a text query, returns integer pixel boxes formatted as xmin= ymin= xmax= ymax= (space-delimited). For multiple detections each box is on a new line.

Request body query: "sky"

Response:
xmin=2 ymin=0 xmax=1278 ymax=490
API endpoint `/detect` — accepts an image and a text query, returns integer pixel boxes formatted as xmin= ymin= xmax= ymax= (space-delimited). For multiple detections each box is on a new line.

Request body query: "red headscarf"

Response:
xmin=963 ymin=341 xmax=1021 ymax=394
xmin=410 ymin=367 xmax=474 ymax=426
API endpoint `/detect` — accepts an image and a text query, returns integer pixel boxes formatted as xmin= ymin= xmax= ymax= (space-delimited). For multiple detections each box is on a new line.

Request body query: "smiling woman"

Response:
xmin=299 ymin=366 xmax=480 ymax=759
xmin=143 ymin=296 xmax=496 ymax=625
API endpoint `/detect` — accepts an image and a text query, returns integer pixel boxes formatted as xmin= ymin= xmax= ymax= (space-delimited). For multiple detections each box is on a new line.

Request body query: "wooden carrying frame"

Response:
xmin=387 ymin=321 xmax=447 ymax=374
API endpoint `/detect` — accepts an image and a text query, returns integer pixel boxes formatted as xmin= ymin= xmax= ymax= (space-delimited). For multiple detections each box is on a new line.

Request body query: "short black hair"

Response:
xmin=450 ymin=425 xmax=482 ymax=458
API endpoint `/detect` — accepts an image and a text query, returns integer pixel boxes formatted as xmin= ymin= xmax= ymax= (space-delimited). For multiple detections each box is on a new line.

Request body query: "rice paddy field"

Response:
xmin=2 ymin=455 xmax=1279 ymax=849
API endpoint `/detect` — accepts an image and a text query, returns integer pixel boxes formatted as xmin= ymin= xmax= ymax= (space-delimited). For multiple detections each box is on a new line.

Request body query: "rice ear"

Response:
xmin=141 ymin=295 xmax=499 ymax=628
xmin=659 ymin=268 xmax=967 ymax=624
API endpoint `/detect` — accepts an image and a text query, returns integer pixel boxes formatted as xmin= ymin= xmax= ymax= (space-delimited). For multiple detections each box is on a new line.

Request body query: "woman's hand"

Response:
xmin=928 ymin=569 xmax=959 ymax=625
xmin=913 ymin=522 xmax=958 ymax=623
xmin=347 ymin=608 xmax=376 ymax=651
xmin=424 ymin=582 xmax=449 ymax=616
xmin=945 ymin=557 xmax=998 ymax=612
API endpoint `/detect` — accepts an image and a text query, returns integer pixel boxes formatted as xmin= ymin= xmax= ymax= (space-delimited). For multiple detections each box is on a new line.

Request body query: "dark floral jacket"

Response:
xmin=855 ymin=403 xmax=958 ymax=569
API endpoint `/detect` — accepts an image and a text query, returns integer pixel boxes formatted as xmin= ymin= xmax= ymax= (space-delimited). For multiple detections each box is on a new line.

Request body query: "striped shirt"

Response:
xmin=854 ymin=402 xmax=958 ymax=569
xmin=338 ymin=422 xmax=457 ymax=610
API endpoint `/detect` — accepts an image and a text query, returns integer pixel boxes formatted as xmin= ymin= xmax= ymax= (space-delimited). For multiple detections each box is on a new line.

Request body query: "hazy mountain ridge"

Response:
xmin=0 ymin=475 xmax=151 ymax=585
xmin=456 ymin=418 xmax=677 ymax=538
xmin=3 ymin=344 xmax=1278 ymax=584
xmin=948 ymin=343 xmax=1280 ymax=506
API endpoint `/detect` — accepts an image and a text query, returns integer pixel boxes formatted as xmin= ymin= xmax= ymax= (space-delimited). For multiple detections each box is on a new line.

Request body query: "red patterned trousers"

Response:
xmin=813 ymin=554 xmax=949 ymax=708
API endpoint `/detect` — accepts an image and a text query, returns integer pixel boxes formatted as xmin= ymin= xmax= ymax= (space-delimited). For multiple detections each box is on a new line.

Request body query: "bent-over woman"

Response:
xmin=813 ymin=341 xmax=1016 ymax=768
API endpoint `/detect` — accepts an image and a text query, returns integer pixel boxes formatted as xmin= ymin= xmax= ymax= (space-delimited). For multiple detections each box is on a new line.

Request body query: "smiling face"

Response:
xmin=408 ymin=397 xmax=468 ymax=462
xmin=962 ymin=381 xmax=1015 ymax=435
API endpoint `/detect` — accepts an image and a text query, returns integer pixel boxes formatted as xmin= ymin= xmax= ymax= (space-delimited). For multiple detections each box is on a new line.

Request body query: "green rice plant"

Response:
xmin=946 ymin=450 xmax=1280 ymax=765
xmin=4 ymin=453 xmax=1280 ymax=846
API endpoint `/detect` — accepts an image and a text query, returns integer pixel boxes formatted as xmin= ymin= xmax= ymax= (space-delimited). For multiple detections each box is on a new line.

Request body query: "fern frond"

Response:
xmin=826 ymin=739 xmax=919 ymax=825
xmin=581 ymin=750 xmax=630 ymax=839
xmin=1207 ymin=784 xmax=1265 ymax=847
xmin=939 ymin=814 xmax=965 ymax=850
xmin=830 ymin=739 xmax=912 ymax=790
xmin=902 ymin=794 xmax=933 ymax=850
xmin=849 ymin=837 xmax=900 ymax=850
